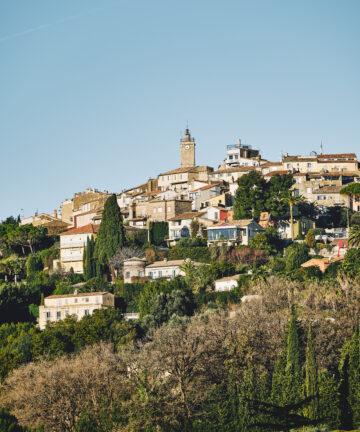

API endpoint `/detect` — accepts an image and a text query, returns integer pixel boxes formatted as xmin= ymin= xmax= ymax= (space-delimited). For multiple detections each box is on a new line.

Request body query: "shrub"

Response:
xmin=284 ymin=242 xmax=309 ymax=272
xmin=168 ymin=246 xmax=211 ymax=263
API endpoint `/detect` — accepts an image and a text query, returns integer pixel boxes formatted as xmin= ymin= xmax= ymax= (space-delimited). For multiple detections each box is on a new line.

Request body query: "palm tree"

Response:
xmin=349 ymin=225 xmax=360 ymax=248
xmin=286 ymin=192 xmax=304 ymax=241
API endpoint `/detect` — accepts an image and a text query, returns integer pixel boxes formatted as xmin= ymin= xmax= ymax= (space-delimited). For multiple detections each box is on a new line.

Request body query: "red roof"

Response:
xmin=317 ymin=153 xmax=356 ymax=159
xmin=60 ymin=224 xmax=100 ymax=236
xmin=262 ymin=170 xmax=290 ymax=177
xmin=191 ymin=183 xmax=220 ymax=192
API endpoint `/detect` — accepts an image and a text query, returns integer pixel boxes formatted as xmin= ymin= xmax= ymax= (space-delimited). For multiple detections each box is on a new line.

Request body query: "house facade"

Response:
xmin=39 ymin=291 xmax=115 ymax=330
xmin=207 ymin=220 xmax=263 ymax=246
xmin=59 ymin=224 xmax=99 ymax=273
xmin=144 ymin=259 xmax=204 ymax=280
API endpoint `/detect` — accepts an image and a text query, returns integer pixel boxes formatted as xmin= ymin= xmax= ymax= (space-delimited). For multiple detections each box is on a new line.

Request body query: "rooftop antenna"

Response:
xmin=320 ymin=140 xmax=323 ymax=155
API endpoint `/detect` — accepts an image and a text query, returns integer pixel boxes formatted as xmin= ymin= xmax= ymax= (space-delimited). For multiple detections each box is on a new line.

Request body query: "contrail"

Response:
xmin=0 ymin=3 xmax=117 ymax=44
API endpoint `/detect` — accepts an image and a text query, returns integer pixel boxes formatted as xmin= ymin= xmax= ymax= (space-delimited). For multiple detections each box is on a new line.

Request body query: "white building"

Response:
xmin=144 ymin=259 xmax=205 ymax=280
xmin=38 ymin=291 xmax=115 ymax=330
xmin=225 ymin=139 xmax=261 ymax=168
xmin=207 ymin=220 xmax=264 ymax=246
xmin=59 ymin=224 xmax=99 ymax=273
xmin=214 ymin=275 xmax=240 ymax=292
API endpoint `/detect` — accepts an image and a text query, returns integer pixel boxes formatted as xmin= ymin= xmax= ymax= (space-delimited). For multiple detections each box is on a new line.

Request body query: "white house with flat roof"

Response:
xmin=214 ymin=275 xmax=240 ymax=292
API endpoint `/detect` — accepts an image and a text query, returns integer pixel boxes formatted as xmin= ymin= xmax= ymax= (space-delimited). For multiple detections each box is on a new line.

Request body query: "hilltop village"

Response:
xmin=19 ymin=129 xmax=360 ymax=275
xmin=1 ymin=130 xmax=360 ymax=431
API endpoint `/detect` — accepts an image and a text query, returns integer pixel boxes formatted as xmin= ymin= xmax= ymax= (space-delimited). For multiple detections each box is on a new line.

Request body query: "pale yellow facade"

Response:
xmin=39 ymin=292 xmax=114 ymax=330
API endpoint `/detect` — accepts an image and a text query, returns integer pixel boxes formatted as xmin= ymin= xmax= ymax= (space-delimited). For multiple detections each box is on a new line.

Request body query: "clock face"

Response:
xmin=185 ymin=145 xmax=190 ymax=150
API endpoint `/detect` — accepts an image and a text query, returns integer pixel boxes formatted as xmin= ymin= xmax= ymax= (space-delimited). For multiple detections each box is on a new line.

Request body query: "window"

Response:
xmin=172 ymin=270 xmax=176 ymax=278
xmin=86 ymin=298 xmax=89 ymax=302
xmin=149 ymin=271 xmax=153 ymax=278
xmin=168 ymin=206 xmax=171 ymax=212
xmin=75 ymin=298 xmax=78 ymax=303
xmin=158 ymin=207 xmax=162 ymax=212
xmin=286 ymin=163 xmax=292 ymax=169
xmin=168 ymin=176 xmax=170 ymax=180
xmin=46 ymin=311 xmax=51 ymax=320
xmin=307 ymin=188 xmax=311 ymax=194
xmin=307 ymin=163 xmax=312 ymax=168
xmin=158 ymin=271 xmax=162 ymax=278
xmin=138 ymin=271 xmax=143 ymax=277
xmin=84 ymin=309 xmax=89 ymax=316
xmin=153 ymin=208 xmax=156 ymax=213
xmin=57 ymin=311 xmax=61 ymax=320
xmin=125 ymin=271 xmax=130 ymax=278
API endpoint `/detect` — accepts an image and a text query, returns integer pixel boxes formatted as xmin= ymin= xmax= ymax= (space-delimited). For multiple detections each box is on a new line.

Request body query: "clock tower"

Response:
xmin=180 ymin=128 xmax=196 ymax=168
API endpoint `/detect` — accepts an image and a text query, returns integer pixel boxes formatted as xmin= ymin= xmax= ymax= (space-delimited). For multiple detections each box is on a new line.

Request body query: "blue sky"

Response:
xmin=1 ymin=0 xmax=359 ymax=220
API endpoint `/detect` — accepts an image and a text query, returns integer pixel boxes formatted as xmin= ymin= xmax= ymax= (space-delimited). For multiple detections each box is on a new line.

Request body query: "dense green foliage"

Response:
xmin=168 ymin=245 xmax=211 ymax=263
xmin=233 ymin=171 xmax=268 ymax=220
xmin=83 ymin=237 xmax=96 ymax=280
xmin=233 ymin=172 xmax=295 ymax=220
xmin=149 ymin=221 xmax=169 ymax=246
xmin=284 ymin=242 xmax=309 ymax=272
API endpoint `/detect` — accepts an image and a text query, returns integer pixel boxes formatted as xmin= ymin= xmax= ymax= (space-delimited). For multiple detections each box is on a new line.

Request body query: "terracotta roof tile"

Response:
xmin=317 ymin=153 xmax=357 ymax=159
xmin=60 ymin=224 xmax=100 ymax=236
xmin=159 ymin=167 xmax=195 ymax=176
xmin=191 ymin=183 xmax=220 ymax=192
xmin=168 ymin=211 xmax=205 ymax=221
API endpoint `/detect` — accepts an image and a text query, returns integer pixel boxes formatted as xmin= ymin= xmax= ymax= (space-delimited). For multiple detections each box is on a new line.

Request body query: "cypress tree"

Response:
xmin=338 ymin=354 xmax=353 ymax=430
xmin=339 ymin=325 xmax=360 ymax=428
xmin=284 ymin=307 xmax=302 ymax=404
xmin=271 ymin=350 xmax=287 ymax=405
xmin=84 ymin=237 xmax=96 ymax=280
xmin=94 ymin=195 xmax=126 ymax=268
xmin=318 ymin=369 xmax=340 ymax=429
xmin=304 ymin=323 xmax=318 ymax=420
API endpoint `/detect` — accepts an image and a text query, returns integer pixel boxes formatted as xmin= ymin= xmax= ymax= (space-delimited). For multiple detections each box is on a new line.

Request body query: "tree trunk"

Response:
xmin=290 ymin=202 xmax=294 ymax=241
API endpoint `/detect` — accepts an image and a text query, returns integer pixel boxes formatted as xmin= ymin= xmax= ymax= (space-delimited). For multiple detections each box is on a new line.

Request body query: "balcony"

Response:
xmin=61 ymin=242 xmax=86 ymax=248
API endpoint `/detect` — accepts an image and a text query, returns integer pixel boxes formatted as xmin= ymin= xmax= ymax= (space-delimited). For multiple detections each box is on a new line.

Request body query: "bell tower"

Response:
xmin=180 ymin=128 xmax=196 ymax=168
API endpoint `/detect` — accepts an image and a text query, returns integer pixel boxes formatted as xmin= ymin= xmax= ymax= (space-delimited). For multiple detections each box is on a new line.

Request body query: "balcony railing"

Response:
xmin=227 ymin=144 xmax=252 ymax=150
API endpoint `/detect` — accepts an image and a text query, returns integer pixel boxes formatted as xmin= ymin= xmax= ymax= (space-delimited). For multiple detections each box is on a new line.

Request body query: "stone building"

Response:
xmin=123 ymin=257 xmax=147 ymax=283
xmin=180 ymin=128 xmax=196 ymax=168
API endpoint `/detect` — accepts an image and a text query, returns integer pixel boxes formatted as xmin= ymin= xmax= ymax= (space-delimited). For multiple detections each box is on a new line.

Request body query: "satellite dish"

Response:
xmin=310 ymin=151 xmax=317 ymax=156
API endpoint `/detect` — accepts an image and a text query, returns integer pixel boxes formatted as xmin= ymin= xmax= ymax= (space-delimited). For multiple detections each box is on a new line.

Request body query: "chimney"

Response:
xmin=53 ymin=209 xmax=58 ymax=219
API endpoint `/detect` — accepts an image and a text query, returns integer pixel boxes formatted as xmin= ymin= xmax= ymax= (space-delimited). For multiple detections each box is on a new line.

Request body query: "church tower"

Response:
xmin=180 ymin=128 xmax=196 ymax=168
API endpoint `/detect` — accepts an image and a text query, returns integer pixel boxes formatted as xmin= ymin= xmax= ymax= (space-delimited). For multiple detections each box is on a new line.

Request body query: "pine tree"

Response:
xmin=94 ymin=195 xmax=126 ymax=271
xmin=304 ymin=323 xmax=318 ymax=420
